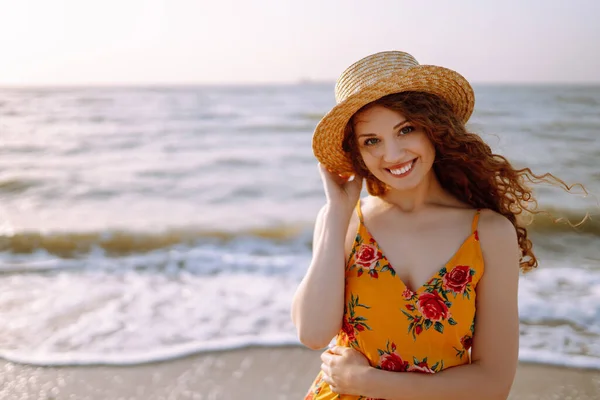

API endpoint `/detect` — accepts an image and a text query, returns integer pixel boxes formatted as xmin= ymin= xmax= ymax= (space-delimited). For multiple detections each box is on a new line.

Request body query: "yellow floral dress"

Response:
xmin=305 ymin=201 xmax=484 ymax=400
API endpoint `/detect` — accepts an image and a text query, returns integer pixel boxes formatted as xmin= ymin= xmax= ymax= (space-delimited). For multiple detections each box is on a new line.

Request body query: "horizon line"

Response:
xmin=1 ymin=80 xmax=600 ymax=89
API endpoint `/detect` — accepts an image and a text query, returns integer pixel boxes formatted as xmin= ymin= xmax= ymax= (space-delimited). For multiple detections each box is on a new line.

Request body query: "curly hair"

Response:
xmin=342 ymin=91 xmax=582 ymax=273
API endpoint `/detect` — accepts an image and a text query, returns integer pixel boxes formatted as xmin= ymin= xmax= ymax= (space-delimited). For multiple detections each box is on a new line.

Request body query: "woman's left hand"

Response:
xmin=320 ymin=345 xmax=372 ymax=395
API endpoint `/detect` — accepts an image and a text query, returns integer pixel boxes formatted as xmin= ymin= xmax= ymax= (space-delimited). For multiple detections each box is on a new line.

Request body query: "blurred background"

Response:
xmin=0 ymin=0 xmax=599 ymax=372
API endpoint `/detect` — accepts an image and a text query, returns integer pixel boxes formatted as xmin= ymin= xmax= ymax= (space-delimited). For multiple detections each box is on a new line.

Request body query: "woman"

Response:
xmin=291 ymin=51 xmax=565 ymax=399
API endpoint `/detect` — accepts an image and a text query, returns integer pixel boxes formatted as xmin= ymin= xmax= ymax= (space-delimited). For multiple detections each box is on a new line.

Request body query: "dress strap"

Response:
xmin=355 ymin=199 xmax=364 ymax=224
xmin=471 ymin=209 xmax=482 ymax=233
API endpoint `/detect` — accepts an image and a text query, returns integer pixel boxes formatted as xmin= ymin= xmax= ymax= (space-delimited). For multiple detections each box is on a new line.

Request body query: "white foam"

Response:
xmin=1 ymin=247 xmax=600 ymax=369
xmin=519 ymin=348 xmax=600 ymax=370
xmin=0 ymin=335 xmax=300 ymax=366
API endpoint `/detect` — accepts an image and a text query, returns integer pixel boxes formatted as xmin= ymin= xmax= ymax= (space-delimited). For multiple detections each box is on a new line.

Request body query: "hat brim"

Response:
xmin=312 ymin=65 xmax=474 ymax=174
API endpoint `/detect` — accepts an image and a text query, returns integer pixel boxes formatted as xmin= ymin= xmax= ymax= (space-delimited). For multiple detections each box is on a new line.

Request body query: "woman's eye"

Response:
xmin=364 ymin=138 xmax=379 ymax=146
xmin=399 ymin=126 xmax=415 ymax=135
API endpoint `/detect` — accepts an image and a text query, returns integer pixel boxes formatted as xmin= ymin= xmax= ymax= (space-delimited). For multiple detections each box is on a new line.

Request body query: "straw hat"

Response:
xmin=312 ymin=51 xmax=475 ymax=174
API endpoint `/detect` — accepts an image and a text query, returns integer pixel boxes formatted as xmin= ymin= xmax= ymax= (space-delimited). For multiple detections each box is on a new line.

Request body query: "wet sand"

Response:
xmin=1 ymin=346 xmax=599 ymax=399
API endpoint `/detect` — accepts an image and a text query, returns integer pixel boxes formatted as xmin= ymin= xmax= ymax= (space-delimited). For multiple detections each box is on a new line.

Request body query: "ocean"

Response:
xmin=0 ymin=83 xmax=598 ymax=369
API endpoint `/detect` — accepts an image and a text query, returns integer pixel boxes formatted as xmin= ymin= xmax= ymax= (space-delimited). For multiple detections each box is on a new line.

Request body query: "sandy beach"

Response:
xmin=1 ymin=346 xmax=599 ymax=399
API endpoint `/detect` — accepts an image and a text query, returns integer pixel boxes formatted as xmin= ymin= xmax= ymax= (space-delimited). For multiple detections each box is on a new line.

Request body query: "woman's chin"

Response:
xmin=376 ymin=173 xmax=421 ymax=192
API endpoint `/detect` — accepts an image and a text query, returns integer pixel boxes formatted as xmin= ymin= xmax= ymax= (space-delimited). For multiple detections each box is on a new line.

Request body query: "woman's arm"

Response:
xmin=322 ymin=210 xmax=520 ymax=399
xmin=291 ymin=204 xmax=353 ymax=349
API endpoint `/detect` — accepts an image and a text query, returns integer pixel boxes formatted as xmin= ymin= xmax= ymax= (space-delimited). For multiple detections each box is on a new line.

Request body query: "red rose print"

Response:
xmin=379 ymin=352 xmax=408 ymax=372
xmin=417 ymin=291 xmax=451 ymax=321
xmin=342 ymin=318 xmax=356 ymax=342
xmin=405 ymin=304 xmax=415 ymax=311
xmin=474 ymin=230 xmax=479 ymax=241
xmin=415 ymin=325 xmax=423 ymax=335
xmin=402 ymin=288 xmax=414 ymax=300
xmin=443 ymin=265 xmax=473 ymax=294
xmin=461 ymin=335 xmax=473 ymax=350
xmin=355 ymin=324 xmax=365 ymax=332
xmin=408 ymin=361 xmax=435 ymax=374
xmin=355 ymin=244 xmax=379 ymax=270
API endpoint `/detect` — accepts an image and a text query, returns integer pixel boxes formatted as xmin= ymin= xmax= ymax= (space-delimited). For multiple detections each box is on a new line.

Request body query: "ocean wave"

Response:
xmin=0 ymin=335 xmax=300 ymax=366
xmin=0 ymin=225 xmax=310 ymax=258
xmin=2 ymin=337 xmax=600 ymax=370
xmin=0 ymin=178 xmax=41 ymax=194
xmin=524 ymin=207 xmax=600 ymax=236
xmin=293 ymin=112 xmax=325 ymax=121
xmin=541 ymin=120 xmax=600 ymax=131
xmin=239 ymin=123 xmax=314 ymax=133
xmin=555 ymin=95 xmax=600 ymax=107
xmin=0 ymin=206 xmax=597 ymax=257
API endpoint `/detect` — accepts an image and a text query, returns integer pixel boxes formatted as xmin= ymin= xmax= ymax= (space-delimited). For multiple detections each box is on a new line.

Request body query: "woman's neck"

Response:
xmin=378 ymin=171 xmax=452 ymax=213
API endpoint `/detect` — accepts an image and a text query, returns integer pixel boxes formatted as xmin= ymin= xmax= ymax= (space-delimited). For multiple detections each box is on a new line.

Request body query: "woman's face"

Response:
xmin=353 ymin=105 xmax=436 ymax=192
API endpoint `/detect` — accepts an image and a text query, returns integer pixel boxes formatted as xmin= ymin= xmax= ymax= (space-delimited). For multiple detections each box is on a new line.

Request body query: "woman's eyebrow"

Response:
xmin=356 ymin=119 xmax=408 ymax=138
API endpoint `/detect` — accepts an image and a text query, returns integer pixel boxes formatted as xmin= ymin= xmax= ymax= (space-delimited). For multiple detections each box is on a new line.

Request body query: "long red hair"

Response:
xmin=342 ymin=91 xmax=581 ymax=272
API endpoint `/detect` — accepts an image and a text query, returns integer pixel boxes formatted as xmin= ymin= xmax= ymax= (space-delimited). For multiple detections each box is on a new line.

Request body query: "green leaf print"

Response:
xmin=434 ymin=321 xmax=444 ymax=333
xmin=454 ymin=346 xmax=466 ymax=359
xmin=440 ymin=290 xmax=450 ymax=303
xmin=401 ymin=309 xmax=414 ymax=320
xmin=424 ymin=319 xmax=433 ymax=330
xmin=448 ymin=317 xmax=458 ymax=325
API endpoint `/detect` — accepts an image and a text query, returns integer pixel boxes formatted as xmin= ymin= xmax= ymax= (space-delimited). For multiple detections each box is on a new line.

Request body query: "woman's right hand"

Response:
xmin=318 ymin=163 xmax=363 ymax=217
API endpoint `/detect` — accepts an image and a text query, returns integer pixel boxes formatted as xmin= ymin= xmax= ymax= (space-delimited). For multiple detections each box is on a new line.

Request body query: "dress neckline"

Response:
xmin=355 ymin=199 xmax=481 ymax=294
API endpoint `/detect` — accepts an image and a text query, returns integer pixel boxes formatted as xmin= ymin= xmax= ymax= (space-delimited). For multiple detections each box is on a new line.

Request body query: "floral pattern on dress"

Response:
xmin=305 ymin=374 xmax=323 ymax=399
xmin=376 ymin=340 xmax=409 ymax=371
xmin=305 ymin=204 xmax=483 ymax=400
xmin=342 ymin=294 xmax=372 ymax=347
xmin=375 ymin=340 xmax=444 ymax=374
xmin=347 ymin=234 xmax=396 ymax=279
xmin=454 ymin=320 xmax=476 ymax=359
xmin=400 ymin=264 xmax=476 ymax=339
xmin=402 ymin=289 xmax=457 ymax=338
xmin=407 ymin=356 xmax=444 ymax=374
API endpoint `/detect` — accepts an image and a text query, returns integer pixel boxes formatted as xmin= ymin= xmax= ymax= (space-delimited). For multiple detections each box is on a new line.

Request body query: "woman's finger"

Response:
xmin=320 ymin=350 xmax=334 ymax=364
xmin=328 ymin=345 xmax=346 ymax=355
xmin=318 ymin=163 xmax=353 ymax=186
xmin=320 ymin=362 xmax=331 ymax=377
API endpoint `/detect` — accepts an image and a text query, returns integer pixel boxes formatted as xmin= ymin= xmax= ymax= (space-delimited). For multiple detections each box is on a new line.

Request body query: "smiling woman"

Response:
xmin=346 ymin=104 xmax=437 ymax=195
xmin=291 ymin=50 xmax=582 ymax=400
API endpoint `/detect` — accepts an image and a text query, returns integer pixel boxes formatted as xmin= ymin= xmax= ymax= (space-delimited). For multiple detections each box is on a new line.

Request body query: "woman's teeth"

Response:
xmin=389 ymin=161 xmax=413 ymax=175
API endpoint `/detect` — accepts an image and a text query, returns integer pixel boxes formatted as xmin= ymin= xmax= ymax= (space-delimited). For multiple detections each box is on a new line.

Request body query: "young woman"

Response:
xmin=291 ymin=51 xmax=564 ymax=399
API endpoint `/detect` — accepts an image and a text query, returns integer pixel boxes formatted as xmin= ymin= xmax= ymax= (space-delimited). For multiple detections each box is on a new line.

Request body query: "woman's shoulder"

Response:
xmin=477 ymin=209 xmax=517 ymax=240
xmin=477 ymin=209 xmax=520 ymax=269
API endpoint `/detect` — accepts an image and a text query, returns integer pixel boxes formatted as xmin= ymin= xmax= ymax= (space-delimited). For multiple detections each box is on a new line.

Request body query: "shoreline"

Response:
xmin=1 ymin=346 xmax=600 ymax=399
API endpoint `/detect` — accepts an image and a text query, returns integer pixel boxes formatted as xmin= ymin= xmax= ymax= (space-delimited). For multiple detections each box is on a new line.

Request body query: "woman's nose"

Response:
xmin=382 ymin=141 xmax=406 ymax=163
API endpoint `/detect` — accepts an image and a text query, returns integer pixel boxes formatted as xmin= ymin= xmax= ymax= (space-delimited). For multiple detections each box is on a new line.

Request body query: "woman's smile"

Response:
xmin=385 ymin=158 xmax=417 ymax=178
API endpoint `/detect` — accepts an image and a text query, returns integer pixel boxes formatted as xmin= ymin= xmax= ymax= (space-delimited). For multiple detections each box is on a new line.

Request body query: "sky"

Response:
xmin=0 ymin=0 xmax=599 ymax=86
